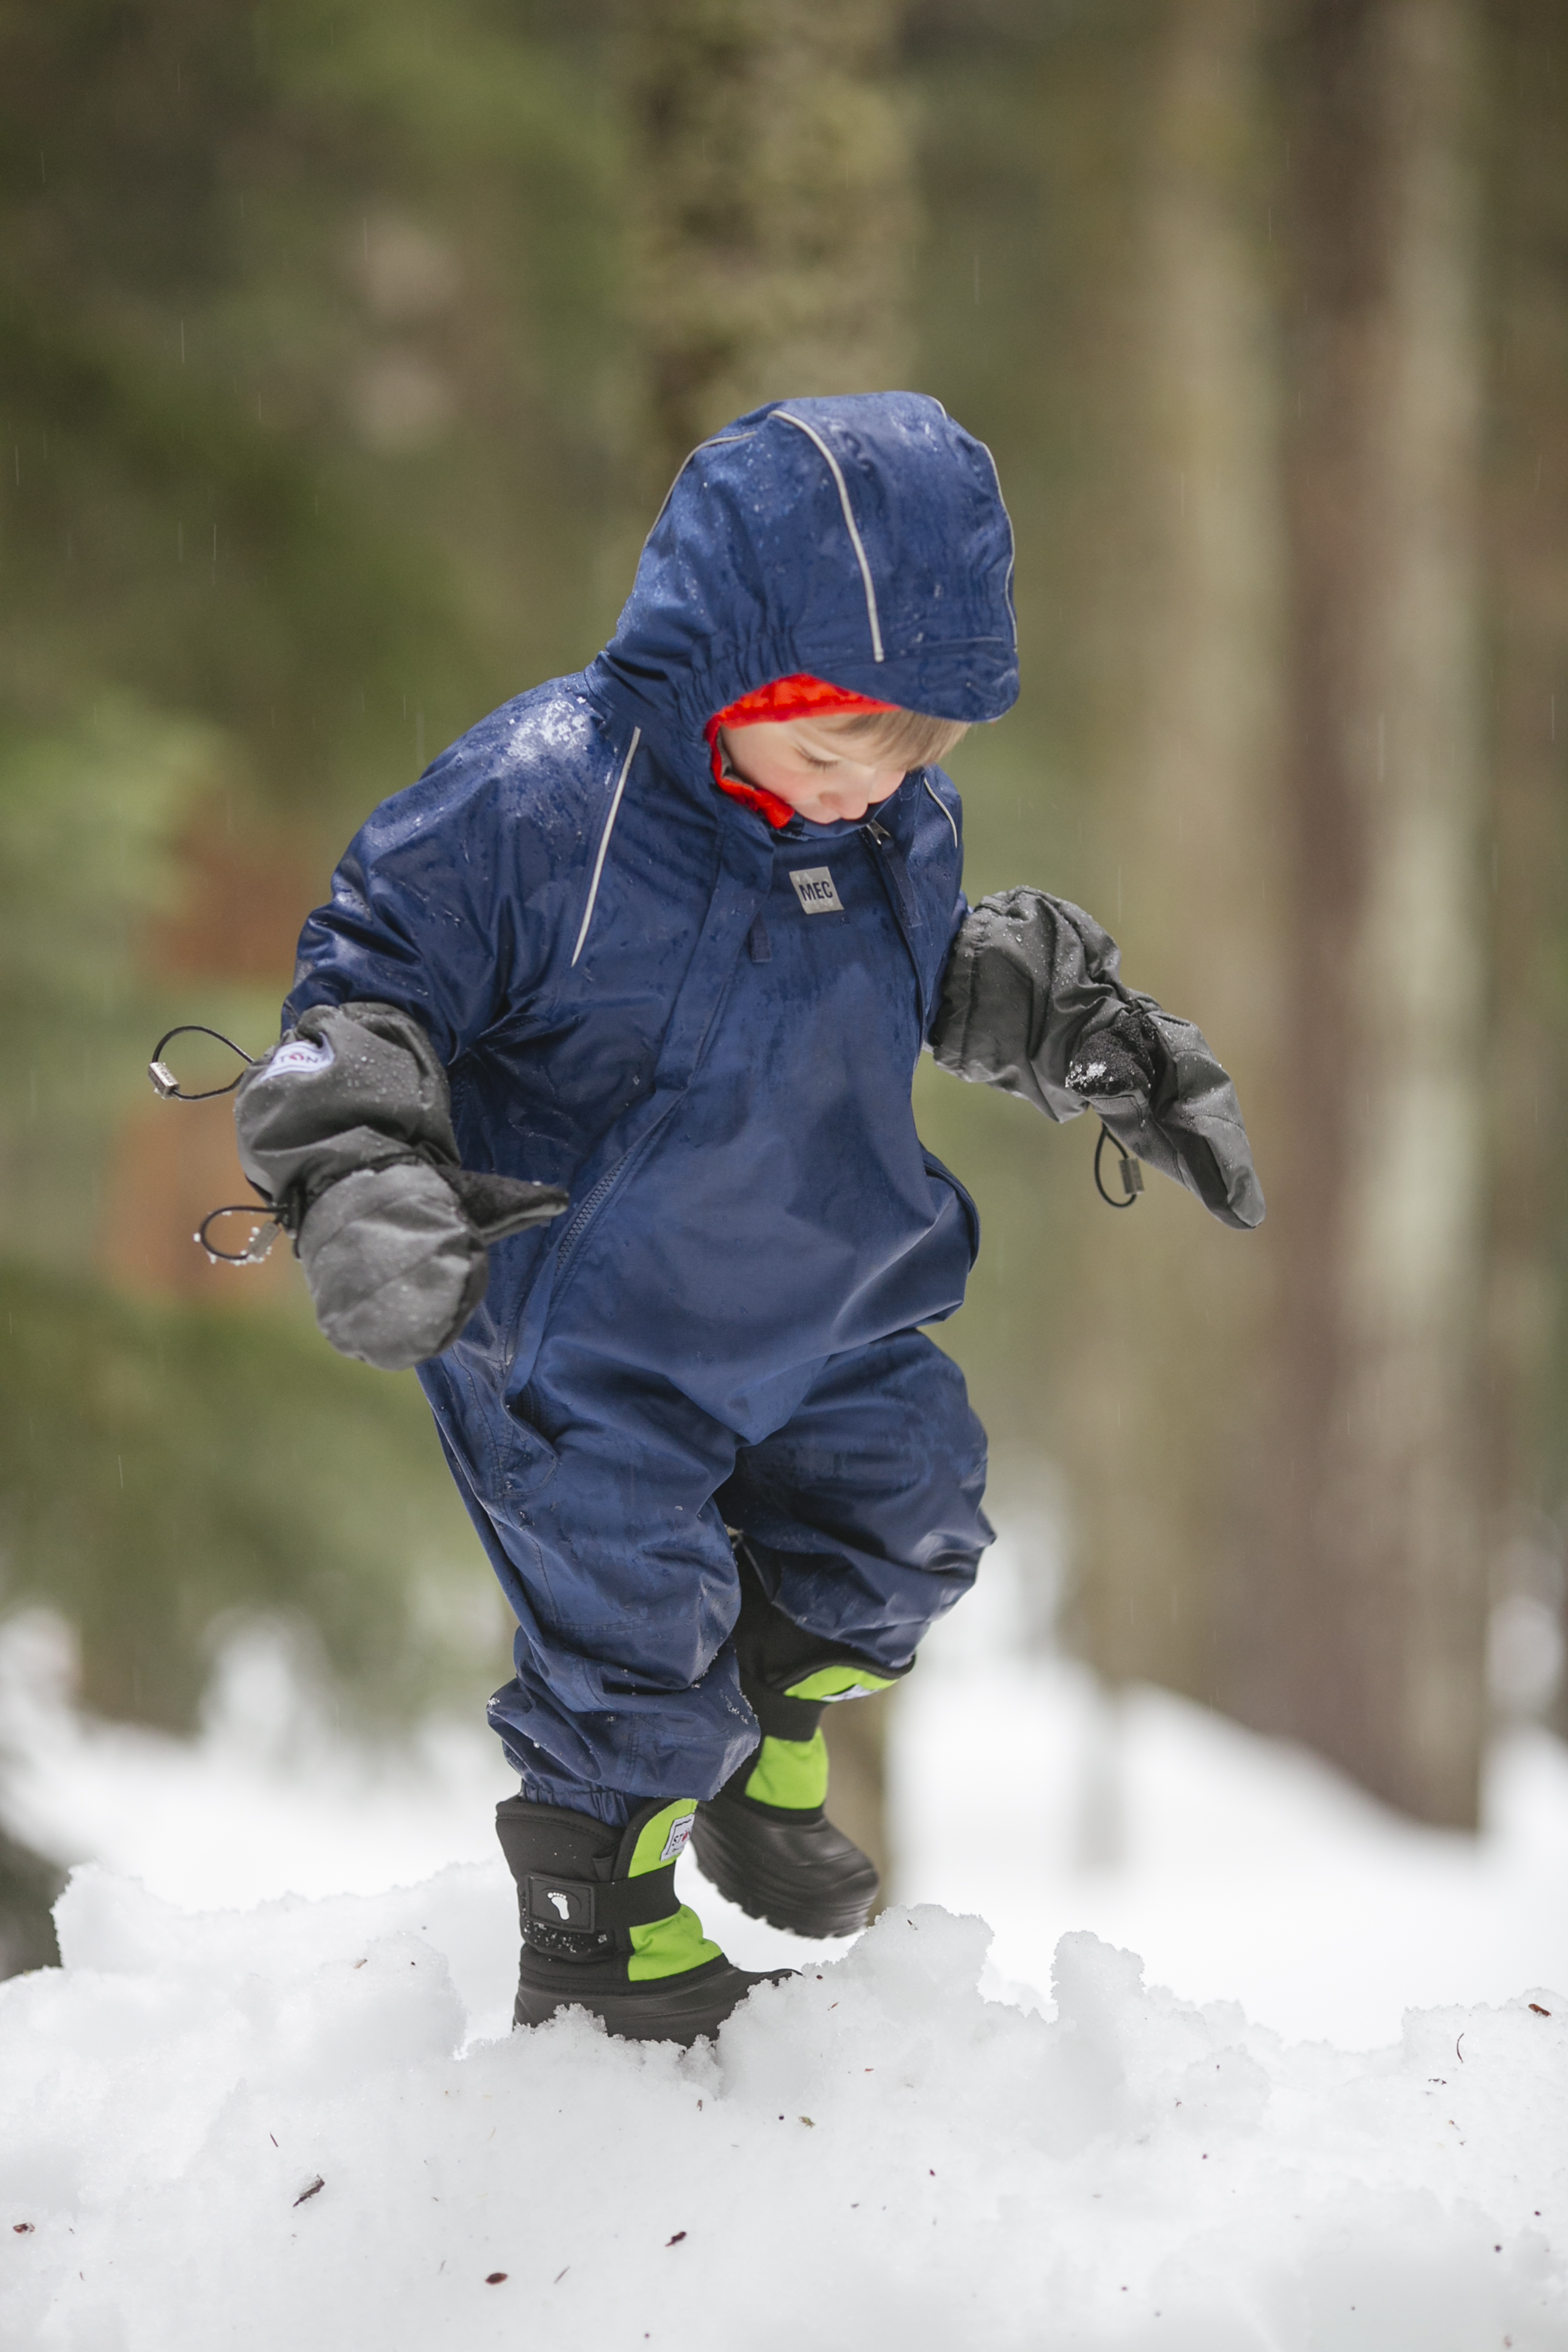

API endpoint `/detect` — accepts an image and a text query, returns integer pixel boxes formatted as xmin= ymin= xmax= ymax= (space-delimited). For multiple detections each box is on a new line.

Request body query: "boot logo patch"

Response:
xmin=788 ymin=867 xmax=842 ymax=915
xmin=660 ymin=1811 xmax=696 ymax=1863
xmin=527 ymin=1873 xmax=593 ymax=1929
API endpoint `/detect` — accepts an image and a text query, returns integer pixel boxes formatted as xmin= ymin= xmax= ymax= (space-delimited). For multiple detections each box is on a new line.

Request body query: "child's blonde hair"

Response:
xmin=811 ymin=706 xmax=969 ymax=771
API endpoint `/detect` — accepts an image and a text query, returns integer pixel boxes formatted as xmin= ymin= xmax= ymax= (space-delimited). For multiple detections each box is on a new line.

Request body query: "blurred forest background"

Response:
xmin=1 ymin=0 xmax=1564 ymax=1970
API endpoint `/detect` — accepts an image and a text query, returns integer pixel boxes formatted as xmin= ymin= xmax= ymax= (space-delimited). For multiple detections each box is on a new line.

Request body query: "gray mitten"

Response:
xmin=235 ymin=1000 xmax=567 ymax=1371
xmin=931 ymin=888 xmax=1264 ymax=1231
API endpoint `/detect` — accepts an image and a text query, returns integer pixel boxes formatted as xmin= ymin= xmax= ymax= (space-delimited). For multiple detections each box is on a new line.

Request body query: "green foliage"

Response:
xmin=0 ymin=700 xmax=220 ymax=1262
xmin=0 ymin=0 xmax=626 ymax=833
xmin=0 ymin=1255 xmax=508 ymax=1733
xmin=0 ymin=703 xmax=205 ymax=1037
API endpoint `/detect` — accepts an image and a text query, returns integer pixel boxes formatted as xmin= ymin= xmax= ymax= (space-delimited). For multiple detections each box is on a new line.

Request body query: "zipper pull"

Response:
xmin=861 ymin=814 xmax=921 ymax=929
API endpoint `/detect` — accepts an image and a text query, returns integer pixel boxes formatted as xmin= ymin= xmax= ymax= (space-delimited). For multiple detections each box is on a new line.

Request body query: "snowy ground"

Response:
xmin=4 ymin=1546 xmax=1566 ymax=2048
xmin=893 ymin=1550 xmax=1568 ymax=2049
xmin=2 ymin=1553 xmax=1567 ymax=2347
xmin=4 ymin=1866 xmax=1566 ymax=2350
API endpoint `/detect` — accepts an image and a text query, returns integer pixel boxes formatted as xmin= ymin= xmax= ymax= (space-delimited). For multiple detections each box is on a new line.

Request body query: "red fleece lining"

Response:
xmin=706 ymin=672 xmax=898 ymax=830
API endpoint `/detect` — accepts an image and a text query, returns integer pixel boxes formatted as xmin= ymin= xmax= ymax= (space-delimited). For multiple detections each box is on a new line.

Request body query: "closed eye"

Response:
xmin=800 ymin=753 xmax=840 ymax=772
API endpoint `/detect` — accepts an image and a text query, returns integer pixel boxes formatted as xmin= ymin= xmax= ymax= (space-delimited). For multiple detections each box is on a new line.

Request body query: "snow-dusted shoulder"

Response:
xmin=289 ymin=679 xmax=631 ymax=1062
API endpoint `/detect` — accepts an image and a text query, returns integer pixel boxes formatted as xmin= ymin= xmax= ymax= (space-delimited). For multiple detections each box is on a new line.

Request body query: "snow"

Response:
xmin=2 ymin=1867 xmax=1564 ymax=2349
xmin=0 ymin=1612 xmax=510 ymax=1907
xmin=3 ymin=1540 xmax=1568 ymax=2347
xmin=892 ymin=1606 xmax=1568 ymax=2049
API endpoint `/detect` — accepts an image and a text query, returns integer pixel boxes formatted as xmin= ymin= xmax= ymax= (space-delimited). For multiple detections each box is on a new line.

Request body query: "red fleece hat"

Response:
xmin=706 ymin=673 xmax=898 ymax=828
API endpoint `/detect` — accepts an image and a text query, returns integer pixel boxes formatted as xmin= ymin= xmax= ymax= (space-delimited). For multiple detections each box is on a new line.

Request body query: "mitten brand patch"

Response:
xmin=789 ymin=867 xmax=842 ymax=914
xmin=266 ymin=1036 xmax=336 ymax=1078
xmin=660 ymin=1810 xmax=696 ymax=1863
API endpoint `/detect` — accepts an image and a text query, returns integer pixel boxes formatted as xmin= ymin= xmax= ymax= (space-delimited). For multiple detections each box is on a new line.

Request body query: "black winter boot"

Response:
xmin=690 ymin=1544 xmax=906 ymax=1939
xmin=496 ymin=1794 xmax=787 ymax=2045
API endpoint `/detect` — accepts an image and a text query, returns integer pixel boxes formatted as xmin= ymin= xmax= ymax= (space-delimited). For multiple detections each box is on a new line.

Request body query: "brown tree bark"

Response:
xmin=1256 ymin=0 xmax=1489 ymax=1824
xmin=0 ymin=1823 xmax=63 ymax=1980
xmin=1480 ymin=0 xmax=1568 ymax=1738
xmin=625 ymin=0 xmax=913 ymax=488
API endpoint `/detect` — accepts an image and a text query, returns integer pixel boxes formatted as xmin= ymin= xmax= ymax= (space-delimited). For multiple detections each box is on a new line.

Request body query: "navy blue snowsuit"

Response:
xmin=286 ymin=394 xmax=1019 ymax=1822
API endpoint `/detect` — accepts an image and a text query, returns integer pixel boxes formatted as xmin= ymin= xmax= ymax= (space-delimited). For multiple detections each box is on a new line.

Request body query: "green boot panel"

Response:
xmin=623 ymin=1800 xmax=724 ymax=1982
xmin=744 ymin=1730 xmax=830 ymax=1811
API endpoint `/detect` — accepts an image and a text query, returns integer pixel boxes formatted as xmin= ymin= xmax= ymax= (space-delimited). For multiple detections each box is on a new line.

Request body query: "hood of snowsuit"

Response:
xmin=592 ymin=392 xmax=1018 ymax=756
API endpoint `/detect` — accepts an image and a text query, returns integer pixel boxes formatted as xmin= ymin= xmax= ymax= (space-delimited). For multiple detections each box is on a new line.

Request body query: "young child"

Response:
xmin=235 ymin=393 xmax=1261 ymax=2045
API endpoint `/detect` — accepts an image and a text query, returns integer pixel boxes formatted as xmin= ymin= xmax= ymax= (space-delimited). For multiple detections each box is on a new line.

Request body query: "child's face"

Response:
xmin=717 ymin=717 xmax=908 ymax=824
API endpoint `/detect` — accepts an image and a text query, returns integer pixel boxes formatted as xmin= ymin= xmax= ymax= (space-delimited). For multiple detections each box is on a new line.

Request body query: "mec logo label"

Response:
xmin=788 ymin=866 xmax=843 ymax=915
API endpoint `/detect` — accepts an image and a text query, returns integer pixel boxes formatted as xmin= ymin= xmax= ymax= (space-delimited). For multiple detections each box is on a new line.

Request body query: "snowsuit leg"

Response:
xmin=422 ymin=1328 xmax=988 ymax=1825
xmin=716 ymin=1327 xmax=991 ymax=1672
xmin=427 ymin=1344 xmax=753 ymax=1825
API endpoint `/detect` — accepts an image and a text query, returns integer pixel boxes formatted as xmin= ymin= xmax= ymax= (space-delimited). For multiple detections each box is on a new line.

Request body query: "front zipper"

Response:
xmin=554 ymin=1120 xmax=673 ymax=1272
xmin=861 ymin=815 xmax=931 ymax=1031
xmin=553 ymin=1158 xmax=626 ymax=1268
xmin=862 ymin=817 xmax=920 ymax=927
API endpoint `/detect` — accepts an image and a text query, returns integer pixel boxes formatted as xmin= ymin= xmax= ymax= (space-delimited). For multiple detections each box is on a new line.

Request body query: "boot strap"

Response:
xmin=741 ymin=1683 xmax=825 ymax=1742
xmin=524 ymin=1862 xmax=678 ymax=1938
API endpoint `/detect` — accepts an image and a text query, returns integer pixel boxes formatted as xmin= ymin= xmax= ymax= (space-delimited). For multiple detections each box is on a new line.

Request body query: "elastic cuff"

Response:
xmin=739 ymin=1679 xmax=825 ymax=1742
xmin=503 ymin=1765 xmax=636 ymax=1829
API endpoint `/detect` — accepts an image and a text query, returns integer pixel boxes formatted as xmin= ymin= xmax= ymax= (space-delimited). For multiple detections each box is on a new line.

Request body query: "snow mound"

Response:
xmin=2 ymin=1869 xmax=1564 ymax=2350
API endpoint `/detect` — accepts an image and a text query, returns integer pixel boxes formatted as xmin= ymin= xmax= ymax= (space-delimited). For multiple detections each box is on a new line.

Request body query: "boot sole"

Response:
xmin=513 ymin=1962 xmax=787 ymax=2046
xmin=690 ymin=1808 xmax=877 ymax=1939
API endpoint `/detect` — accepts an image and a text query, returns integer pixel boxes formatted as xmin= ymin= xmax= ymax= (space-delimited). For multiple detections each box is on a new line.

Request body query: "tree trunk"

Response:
xmin=1256 ymin=0 xmax=1488 ymax=1824
xmin=624 ymin=0 xmax=913 ymax=487
xmin=1480 ymin=0 xmax=1568 ymax=1739
xmin=1066 ymin=0 xmax=1283 ymax=1709
xmin=624 ymin=0 xmax=915 ymax=1880
xmin=0 ymin=1822 xmax=63 ymax=1979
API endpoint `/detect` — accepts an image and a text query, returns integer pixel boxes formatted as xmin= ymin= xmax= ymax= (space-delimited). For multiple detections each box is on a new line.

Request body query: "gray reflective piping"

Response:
xmin=975 ymin=432 xmax=1018 ymax=650
xmin=571 ymin=727 xmax=641 ymax=968
xmin=644 ymin=432 xmax=757 ymax=544
xmin=924 ymin=774 xmax=959 ymax=850
xmin=774 ymin=411 xmax=885 ymax=663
